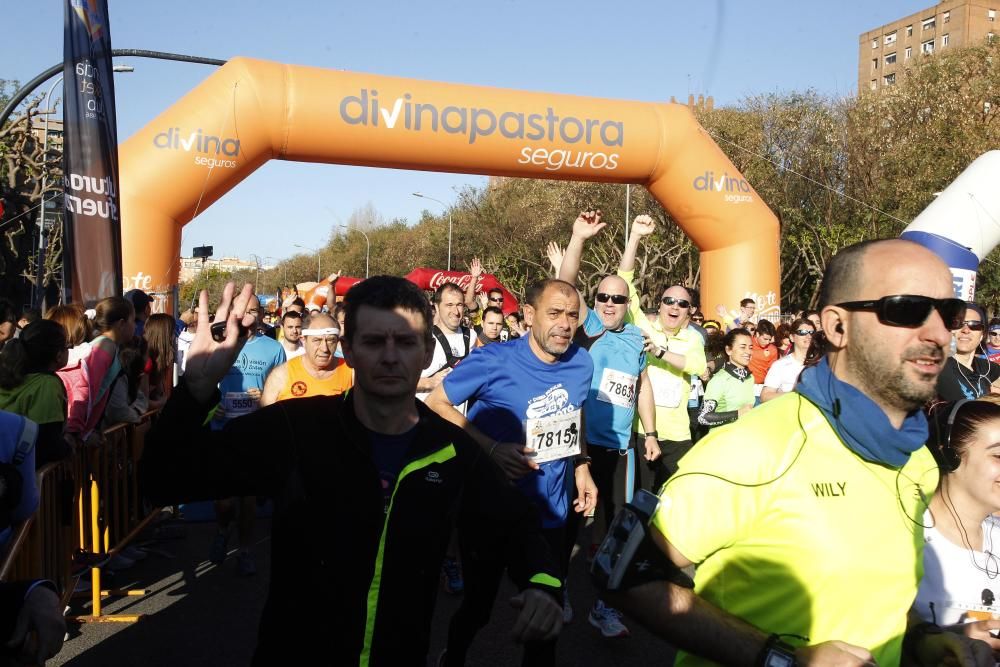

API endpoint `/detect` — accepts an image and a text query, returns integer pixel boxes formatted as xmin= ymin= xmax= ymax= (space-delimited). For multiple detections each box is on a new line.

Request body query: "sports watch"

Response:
xmin=756 ymin=635 xmax=796 ymax=667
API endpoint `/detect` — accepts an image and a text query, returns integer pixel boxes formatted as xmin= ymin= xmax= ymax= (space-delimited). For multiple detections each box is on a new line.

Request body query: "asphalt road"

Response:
xmin=54 ymin=514 xmax=677 ymax=666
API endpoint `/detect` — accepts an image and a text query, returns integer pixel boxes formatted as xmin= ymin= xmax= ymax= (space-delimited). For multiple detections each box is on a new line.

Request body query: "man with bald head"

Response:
xmin=427 ymin=277 xmax=597 ymax=665
xmin=260 ymin=312 xmax=353 ymax=406
xmin=613 ymin=239 xmax=989 ymax=666
xmin=618 ymin=215 xmax=707 ymax=491
xmin=559 ymin=210 xmax=662 ymax=638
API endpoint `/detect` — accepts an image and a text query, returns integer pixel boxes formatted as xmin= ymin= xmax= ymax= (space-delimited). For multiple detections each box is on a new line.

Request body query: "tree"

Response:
xmin=0 ymin=80 xmax=64 ymax=307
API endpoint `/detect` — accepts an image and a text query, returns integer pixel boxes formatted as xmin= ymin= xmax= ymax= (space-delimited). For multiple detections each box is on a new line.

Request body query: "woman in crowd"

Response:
xmin=143 ymin=313 xmax=176 ymax=409
xmin=774 ymin=322 xmax=793 ymax=357
xmin=937 ymin=303 xmax=1000 ymax=401
xmin=0 ymin=320 xmax=71 ymax=467
xmin=760 ymin=317 xmax=815 ymax=403
xmin=916 ymin=396 xmax=1000 ymax=654
xmin=697 ymin=328 xmax=755 ymax=429
xmin=102 ymin=337 xmax=151 ymax=428
xmin=46 ymin=305 xmax=92 ymax=355
xmin=58 ymin=297 xmax=134 ymax=443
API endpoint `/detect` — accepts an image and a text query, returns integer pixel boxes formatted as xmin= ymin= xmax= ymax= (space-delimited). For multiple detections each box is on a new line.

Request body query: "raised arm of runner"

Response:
xmin=558 ymin=209 xmax=606 ymax=324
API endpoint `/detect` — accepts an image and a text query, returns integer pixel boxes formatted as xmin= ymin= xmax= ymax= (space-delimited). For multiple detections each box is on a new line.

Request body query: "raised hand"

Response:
xmin=184 ymin=282 xmax=257 ymax=404
xmin=545 ymin=242 xmax=566 ymax=276
xmin=572 ymin=209 xmax=606 ymax=240
xmin=469 ymin=257 xmax=483 ymax=278
xmin=631 ymin=214 xmax=656 ymax=237
xmin=326 ymin=270 xmax=342 ymax=283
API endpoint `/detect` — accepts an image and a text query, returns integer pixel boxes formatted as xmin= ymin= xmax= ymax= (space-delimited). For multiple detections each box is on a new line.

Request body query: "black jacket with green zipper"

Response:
xmin=140 ymin=381 xmax=561 ymax=665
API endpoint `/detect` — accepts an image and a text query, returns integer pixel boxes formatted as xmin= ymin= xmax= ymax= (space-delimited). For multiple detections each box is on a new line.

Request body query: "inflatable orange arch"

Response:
xmin=120 ymin=57 xmax=780 ymax=317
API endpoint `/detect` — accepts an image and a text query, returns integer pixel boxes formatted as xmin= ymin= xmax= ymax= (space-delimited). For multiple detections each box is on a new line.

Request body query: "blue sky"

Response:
xmin=3 ymin=0 xmax=923 ymax=262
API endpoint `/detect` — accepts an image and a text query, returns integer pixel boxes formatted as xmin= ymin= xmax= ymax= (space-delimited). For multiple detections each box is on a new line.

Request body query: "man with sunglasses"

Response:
xmin=618 ymin=215 xmax=707 ymax=492
xmin=613 ymin=239 xmax=991 ymax=666
xmin=936 ymin=303 xmax=1000 ymax=401
xmin=559 ymin=210 xmax=660 ymax=639
xmin=983 ymin=318 xmax=1000 ymax=363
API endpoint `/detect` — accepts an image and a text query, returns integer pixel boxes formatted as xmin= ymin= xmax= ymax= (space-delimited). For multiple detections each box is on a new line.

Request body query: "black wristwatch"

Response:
xmin=655 ymin=346 xmax=666 ymax=359
xmin=756 ymin=635 xmax=796 ymax=667
xmin=643 ymin=431 xmax=658 ymax=439
xmin=573 ymin=455 xmax=592 ymax=468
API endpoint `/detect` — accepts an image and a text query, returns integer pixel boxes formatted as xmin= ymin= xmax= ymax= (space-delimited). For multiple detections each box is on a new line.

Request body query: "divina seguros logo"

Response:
xmin=693 ymin=170 xmax=754 ymax=204
xmin=339 ymin=89 xmax=623 ymax=173
xmin=153 ymin=128 xmax=241 ymax=169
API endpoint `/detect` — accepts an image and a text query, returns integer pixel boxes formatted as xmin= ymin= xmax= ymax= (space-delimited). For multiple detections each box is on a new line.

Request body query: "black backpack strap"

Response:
xmin=431 ymin=325 xmax=458 ymax=368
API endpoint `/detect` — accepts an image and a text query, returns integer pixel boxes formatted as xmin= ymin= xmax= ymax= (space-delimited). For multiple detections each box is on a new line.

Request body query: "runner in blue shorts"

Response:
xmin=426 ymin=278 xmax=597 ymax=667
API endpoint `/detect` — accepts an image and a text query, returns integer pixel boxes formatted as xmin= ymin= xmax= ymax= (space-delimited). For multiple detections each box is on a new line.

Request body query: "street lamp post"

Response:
xmin=340 ymin=225 xmax=370 ymax=278
xmin=412 ymin=192 xmax=452 ymax=271
xmin=248 ymin=253 xmax=262 ymax=293
xmin=293 ymin=244 xmax=321 ymax=282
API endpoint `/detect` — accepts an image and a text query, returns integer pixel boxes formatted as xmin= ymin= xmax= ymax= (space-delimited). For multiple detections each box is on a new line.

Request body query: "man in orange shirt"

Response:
xmin=746 ymin=319 xmax=778 ymax=404
xmin=261 ymin=313 xmax=353 ymax=405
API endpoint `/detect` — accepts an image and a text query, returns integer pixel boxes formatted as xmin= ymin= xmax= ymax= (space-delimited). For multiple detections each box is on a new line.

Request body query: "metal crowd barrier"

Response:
xmin=0 ymin=458 xmax=78 ymax=609
xmin=0 ymin=412 xmax=162 ymax=623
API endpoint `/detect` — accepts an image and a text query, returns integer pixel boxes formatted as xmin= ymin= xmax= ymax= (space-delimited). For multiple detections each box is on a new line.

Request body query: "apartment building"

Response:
xmin=859 ymin=0 xmax=997 ymax=92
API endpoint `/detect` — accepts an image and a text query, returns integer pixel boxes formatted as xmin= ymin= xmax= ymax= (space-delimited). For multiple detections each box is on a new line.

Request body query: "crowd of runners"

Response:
xmin=2 ymin=209 xmax=1000 ymax=665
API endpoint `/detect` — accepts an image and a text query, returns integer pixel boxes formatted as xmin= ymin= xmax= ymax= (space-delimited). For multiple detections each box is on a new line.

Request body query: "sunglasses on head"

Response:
xmin=661 ymin=296 xmax=691 ymax=308
xmin=836 ymin=295 xmax=966 ymax=330
xmin=794 ymin=329 xmax=815 ymax=336
xmin=596 ymin=293 xmax=628 ymax=305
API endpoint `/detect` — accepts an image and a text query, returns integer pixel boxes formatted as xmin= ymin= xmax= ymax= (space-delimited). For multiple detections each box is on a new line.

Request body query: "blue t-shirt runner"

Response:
xmin=578 ymin=309 xmax=647 ymax=450
xmin=443 ymin=335 xmax=593 ymax=529
xmin=214 ymin=335 xmax=286 ymax=428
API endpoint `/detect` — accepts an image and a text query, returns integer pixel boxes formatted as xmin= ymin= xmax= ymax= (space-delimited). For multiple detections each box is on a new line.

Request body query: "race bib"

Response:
xmin=651 ymin=374 xmax=682 ymax=408
xmin=526 ymin=409 xmax=581 ymax=465
xmin=223 ymin=391 xmax=259 ymax=418
xmin=597 ymin=368 xmax=637 ymax=408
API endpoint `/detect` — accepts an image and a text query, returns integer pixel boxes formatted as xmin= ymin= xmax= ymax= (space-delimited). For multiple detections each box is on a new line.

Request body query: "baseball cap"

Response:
xmin=124 ymin=289 xmax=153 ymax=311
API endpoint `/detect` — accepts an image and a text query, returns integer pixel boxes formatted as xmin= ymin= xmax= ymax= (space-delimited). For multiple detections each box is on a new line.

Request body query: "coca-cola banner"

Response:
xmin=404 ymin=268 xmax=519 ymax=315
xmin=62 ymin=0 xmax=123 ymax=305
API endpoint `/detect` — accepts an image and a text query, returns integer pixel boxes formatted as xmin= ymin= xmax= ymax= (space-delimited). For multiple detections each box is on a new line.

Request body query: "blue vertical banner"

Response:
xmin=63 ymin=0 xmax=122 ymax=305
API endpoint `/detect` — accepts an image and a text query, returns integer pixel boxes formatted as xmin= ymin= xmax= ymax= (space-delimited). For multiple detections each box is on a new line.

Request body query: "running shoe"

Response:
xmin=236 ymin=549 xmax=256 ymax=576
xmin=441 ymin=557 xmax=463 ymax=594
xmin=208 ymin=531 xmax=228 ymax=565
xmin=562 ymin=589 xmax=573 ymax=624
xmin=588 ymin=600 xmax=630 ymax=638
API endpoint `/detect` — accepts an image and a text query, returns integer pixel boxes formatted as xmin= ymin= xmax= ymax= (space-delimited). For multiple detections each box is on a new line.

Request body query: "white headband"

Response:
xmin=302 ymin=327 xmax=340 ymax=336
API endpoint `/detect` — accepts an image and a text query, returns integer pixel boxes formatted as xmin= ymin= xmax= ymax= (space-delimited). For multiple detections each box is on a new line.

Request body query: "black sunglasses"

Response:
xmin=596 ymin=293 xmax=628 ymax=305
xmin=958 ymin=320 xmax=985 ymax=331
xmin=661 ymin=296 xmax=691 ymax=308
xmin=836 ymin=295 xmax=966 ymax=330
xmin=794 ymin=329 xmax=815 ymax=336
xmin=488 ymin=297 xmax=504 ymax=302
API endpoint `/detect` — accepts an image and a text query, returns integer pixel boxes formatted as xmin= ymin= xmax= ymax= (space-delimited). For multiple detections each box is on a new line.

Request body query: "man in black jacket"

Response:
xmin=141 ymin=276 xmax=563 ymax=666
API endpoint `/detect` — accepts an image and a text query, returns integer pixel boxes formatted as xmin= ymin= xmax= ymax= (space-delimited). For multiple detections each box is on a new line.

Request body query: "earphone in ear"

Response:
xmin=835 ymin=323 xmax=844 ymax=334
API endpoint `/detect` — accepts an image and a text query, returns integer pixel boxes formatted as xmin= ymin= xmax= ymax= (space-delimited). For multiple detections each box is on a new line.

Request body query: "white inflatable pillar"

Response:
xmin=900 ymin=151 xmax=1000 ymax=301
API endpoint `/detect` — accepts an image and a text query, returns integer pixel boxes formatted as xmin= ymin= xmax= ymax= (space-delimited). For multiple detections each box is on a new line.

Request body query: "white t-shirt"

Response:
xmin=762 ymin=354 xmax=805 ymax=393
xmin=417 ymin=327 xmax=472 ymax=404
xmin=914 ymin=510 xmax=1000 ymax=626
xmin=282 ymin=340 xmax=305 ymax=360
